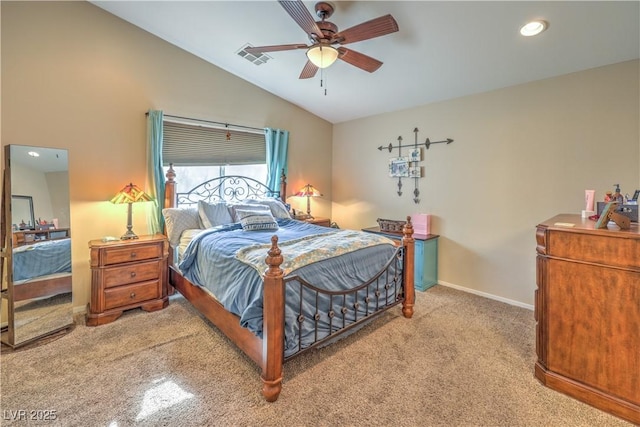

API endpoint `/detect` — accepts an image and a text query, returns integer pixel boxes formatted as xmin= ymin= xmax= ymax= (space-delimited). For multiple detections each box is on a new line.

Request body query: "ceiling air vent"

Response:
xmin=237 ymin=44 xmax=271 ymax=66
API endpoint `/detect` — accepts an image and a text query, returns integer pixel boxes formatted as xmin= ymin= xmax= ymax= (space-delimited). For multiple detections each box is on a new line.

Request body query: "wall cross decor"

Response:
xmin=378 ymin=128 xmax=453 ymax=204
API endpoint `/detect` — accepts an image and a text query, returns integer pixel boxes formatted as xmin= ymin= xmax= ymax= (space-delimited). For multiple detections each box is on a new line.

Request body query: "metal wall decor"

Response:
xmin=378 ymin=128 xmax=453 ymax=204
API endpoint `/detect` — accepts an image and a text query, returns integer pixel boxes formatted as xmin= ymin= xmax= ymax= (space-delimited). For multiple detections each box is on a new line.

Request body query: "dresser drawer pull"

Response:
xmin=130 ymin=292 xmax=136 ymax=299
xmin=130 ymin=271 xmax=136 ymax=278
xmin=130 ymin=252 xmax=137 ymax=259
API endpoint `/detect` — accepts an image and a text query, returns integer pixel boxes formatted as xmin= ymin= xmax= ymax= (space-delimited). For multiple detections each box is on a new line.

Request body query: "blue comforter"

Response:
xmin=179 ymin=219 xmax=400 ymax=356
xmin=13 ymin=238 xmax=72 ymax=281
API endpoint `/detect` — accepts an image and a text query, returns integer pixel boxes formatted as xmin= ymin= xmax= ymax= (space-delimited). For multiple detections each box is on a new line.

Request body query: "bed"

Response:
xmin=12 ymin=238 xmax=72 ymax=302
xmin=163 ymin=166 xmax=415 ymax=401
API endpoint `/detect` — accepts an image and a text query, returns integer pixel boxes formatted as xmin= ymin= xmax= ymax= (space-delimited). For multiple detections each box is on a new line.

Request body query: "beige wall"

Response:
xmin=333 ymin=59 xmax=640 ymax=306
xmin=2 ymin=2 xmax=638 ymax=313
xmin=1 ymin=1 xmax=333 ymax=311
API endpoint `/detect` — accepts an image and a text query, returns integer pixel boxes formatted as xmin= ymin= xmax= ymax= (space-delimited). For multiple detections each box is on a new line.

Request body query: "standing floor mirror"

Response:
xmin=1 ymin=144 xmax=73 ymax=348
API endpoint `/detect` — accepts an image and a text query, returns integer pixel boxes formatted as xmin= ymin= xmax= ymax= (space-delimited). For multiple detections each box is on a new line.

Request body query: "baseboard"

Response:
xmin=437 ymin=280 xmax=534 ymax=311
xmin=73 ymin=305 xmax=87 ymax=315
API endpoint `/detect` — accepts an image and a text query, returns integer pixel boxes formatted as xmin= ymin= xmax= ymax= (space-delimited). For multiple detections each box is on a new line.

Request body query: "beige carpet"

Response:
xmin=0 ymin=286 xmax=632 ymax=427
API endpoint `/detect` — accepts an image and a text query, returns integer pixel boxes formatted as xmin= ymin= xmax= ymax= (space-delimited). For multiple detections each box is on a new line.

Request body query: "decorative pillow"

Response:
xmin=245 ymin=198 xmax=292 ymax=219
xmin=229 ymin=203 xmax=271 ymax=223
xmin=236 ymin=209 xmax=279 ymax=231
xmin=198 ymin=200 xmax=233 ymax=229
xmin=162 ymin=208 xmax=201 ymax=247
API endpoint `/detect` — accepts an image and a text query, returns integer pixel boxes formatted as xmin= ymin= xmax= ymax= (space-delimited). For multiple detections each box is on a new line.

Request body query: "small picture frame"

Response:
xmin=409 ymin=148 xmax=422 ymax=162
xmin=595 ymin=201 xmax=617 ymax=229
xmin=631 ymin=190 xmax=639 ymax=202
xmin=409 ymin=166 xmax=422 ymax=178
xmin=388 ymin=157 xmax=410 ymax=177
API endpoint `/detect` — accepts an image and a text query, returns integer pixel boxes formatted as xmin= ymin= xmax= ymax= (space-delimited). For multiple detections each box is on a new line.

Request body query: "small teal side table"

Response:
xmin=361 ymin=227 xmax=439 ymax=291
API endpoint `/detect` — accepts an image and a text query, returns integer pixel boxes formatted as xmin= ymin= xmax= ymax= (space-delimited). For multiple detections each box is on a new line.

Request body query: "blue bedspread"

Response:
xmin=13 ymin=238 xmax=72 ymax=281
xmin=179 ymin=219 xmax=399 ymax=357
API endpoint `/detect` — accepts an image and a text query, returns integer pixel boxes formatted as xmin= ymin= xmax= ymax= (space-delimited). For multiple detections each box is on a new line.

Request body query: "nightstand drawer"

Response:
xmin=104 ymin=281 xmax=160 ymax=310
xmin=103 ymin=244 xmax=161 ymax=265
xmin=103 ymin=260 xmax=161 ymax=288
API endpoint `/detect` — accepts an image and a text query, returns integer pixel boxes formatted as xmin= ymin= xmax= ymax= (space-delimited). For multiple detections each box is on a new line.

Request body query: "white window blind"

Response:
xmin=162 ymin=121 xmax=265 ymax=166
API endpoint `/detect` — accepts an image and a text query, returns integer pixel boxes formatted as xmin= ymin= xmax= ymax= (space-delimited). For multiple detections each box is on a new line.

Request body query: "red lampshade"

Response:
xmin=293 ymin=184 xmax=322 ymax=198
xmin=293 ymin=184 xmax=322 ymax=217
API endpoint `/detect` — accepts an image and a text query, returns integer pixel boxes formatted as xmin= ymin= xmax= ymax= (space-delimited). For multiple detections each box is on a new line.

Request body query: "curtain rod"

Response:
xmin=145 ymin=112 xmax=264 ymax=133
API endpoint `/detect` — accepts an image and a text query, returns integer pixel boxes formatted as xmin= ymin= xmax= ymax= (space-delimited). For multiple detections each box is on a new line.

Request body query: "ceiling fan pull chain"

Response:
xmin=320 ymin=67 xmax=328 ymax=96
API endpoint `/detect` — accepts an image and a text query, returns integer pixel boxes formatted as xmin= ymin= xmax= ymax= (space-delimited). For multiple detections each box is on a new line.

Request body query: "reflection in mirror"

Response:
xmin=1 ymin=144 xmax=73 ymax=348
xmin=11 ymin=195 xmax=35 ymax=230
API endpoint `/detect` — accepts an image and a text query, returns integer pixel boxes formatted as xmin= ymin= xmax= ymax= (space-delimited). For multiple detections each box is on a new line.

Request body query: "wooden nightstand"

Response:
xmin=305 ymin=217 xmax=331 ymax=227
xmin=86 ymin=234 xmax=169 ymax=326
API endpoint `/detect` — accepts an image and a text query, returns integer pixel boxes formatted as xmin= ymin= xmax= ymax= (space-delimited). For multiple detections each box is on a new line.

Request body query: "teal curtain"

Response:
xmin=265 ymin=128 xmax=289 ymax=194
xmin=146 ymin=110 xmax=164 ymax=234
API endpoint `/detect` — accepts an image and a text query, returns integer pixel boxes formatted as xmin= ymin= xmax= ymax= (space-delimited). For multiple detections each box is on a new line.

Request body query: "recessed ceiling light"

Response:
xmin=27 ymin=151 xmax=40 ymax=157
xmin=520 ymin=20 xmax=548 ymax=37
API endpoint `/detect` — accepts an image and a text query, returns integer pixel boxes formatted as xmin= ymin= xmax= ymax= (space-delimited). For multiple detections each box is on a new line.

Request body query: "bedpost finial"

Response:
xmin=403 ymin=215 xmax=414 ymax=238
xmin=265 ymin=235 xmax=283 ymax=276
xmin=166 ymin=163 xmax=176 ymax=182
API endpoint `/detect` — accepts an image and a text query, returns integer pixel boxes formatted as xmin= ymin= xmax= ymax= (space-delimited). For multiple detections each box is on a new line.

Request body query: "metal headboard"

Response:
xmin=176 ymin=175 xmax=280 ymax=207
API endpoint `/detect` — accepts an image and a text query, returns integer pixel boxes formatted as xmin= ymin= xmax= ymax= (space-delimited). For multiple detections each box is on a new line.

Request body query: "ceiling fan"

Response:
xmin=245 ymin=1 xmax=399 ymax=79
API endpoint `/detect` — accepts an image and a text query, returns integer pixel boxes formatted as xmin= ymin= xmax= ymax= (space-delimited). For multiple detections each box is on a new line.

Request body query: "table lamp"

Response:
xmin=293 ymin=184 xmax=322 ymax=218
xmin=110 ymin=183 xmax=152 ymax=240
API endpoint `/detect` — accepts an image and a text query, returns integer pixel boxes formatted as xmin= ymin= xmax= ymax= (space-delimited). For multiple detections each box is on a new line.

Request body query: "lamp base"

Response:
xmin=120 ymin=203 xmax=138 ymax=240
xmin=120 ymin=230 xmax=139 ymax=240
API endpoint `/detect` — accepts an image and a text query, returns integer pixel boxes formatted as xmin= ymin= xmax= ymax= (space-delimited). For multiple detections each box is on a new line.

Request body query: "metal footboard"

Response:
xmin=283 ymin=245 xmax=405 ymax=361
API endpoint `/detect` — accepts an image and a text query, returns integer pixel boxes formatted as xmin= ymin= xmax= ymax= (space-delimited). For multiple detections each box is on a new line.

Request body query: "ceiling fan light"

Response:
xmin=306 ymin=45 xmax=338 ymax=68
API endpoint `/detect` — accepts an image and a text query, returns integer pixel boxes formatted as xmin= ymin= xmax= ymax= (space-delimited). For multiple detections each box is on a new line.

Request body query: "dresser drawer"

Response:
xmin=104 ymin=281 xmax=160 ymax=310
xmin=103 ymin=260 xmax=161 ymax=288
xmin=548 ymin=232 xmax=640 ymax=270
xmin=102 ymin=244 xmax=161 ymax=265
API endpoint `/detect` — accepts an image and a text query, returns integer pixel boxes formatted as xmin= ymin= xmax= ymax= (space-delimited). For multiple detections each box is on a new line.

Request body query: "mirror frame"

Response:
xmin=1 ymin=144 xmax=73 ymax=348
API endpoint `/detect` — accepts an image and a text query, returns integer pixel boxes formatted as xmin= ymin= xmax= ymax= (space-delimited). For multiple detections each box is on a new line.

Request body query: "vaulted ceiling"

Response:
xmin=92 ymin=1 xmax=640 ymax=124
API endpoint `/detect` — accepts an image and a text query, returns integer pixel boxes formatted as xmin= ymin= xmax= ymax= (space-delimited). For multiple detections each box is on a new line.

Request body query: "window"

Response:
xmin=164 ymin=164 xmax=267 ymax=193
xmin=162 ymin=120 xmax=266 ymax=190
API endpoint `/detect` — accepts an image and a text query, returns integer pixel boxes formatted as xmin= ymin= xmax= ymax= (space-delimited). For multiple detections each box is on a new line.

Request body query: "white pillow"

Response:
xmin=236 ymin=209 xmax=279 ymax=231
xmin=198 ymin=200 xmax=233 ymax=228
xmin=229 ymin=203 xmax=270 ymax=223
xmin=162 ymin=208 xmax=201 ymax=247
xmin=245 ymin=198 xmax=291 ymax=219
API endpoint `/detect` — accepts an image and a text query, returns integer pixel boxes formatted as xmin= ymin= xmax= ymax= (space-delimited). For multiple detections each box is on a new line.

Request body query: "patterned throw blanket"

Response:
xmin=235 ymin=230 xmax=395 ymax=277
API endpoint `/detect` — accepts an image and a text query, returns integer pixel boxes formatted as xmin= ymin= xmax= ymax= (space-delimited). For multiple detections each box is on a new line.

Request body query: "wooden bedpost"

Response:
xmin=402 ymin=216 xmax=415 ymax=319
xmin=164 ymin=163 xmax=177 ymax=210
xmin=164 ymin=164 xmax=178 ymax=297
xmin=262 ymin=235 xmax=285 ymax=402
xmin=279 ymin=169 xmax=287 ymax=203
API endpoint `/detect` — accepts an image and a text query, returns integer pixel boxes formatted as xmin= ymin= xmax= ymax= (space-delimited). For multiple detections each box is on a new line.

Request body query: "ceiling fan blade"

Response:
xmin=278 ymin=0 xmax=324 ymax=40
xmin=244 ymin=44 xmax=308 ymax=54
xmin=337 ymin=47 xmax=383 ymax=73
xmin=299 ymin=60 xmax=318 ymax=79
xmin=336 ymin=14 xmax=399 ymax=45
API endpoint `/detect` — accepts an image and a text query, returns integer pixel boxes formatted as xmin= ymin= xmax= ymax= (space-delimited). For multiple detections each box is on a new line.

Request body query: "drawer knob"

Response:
xmin=130 ymin=292 xmax=136 ymax=299
xmin=130 ymin=252 xmax=137 ymax=258
xmin=130 ymin=271 xmax=136 ymax=278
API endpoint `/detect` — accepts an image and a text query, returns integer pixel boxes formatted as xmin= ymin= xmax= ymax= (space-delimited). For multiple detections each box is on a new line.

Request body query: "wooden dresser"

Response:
xmin=535 ymin=214 xmax=639 ymax=424
xmin=87 ymin=234 xmax=169 ymax=326
xmin=13 ymin=228 xmax=70 ymax=247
